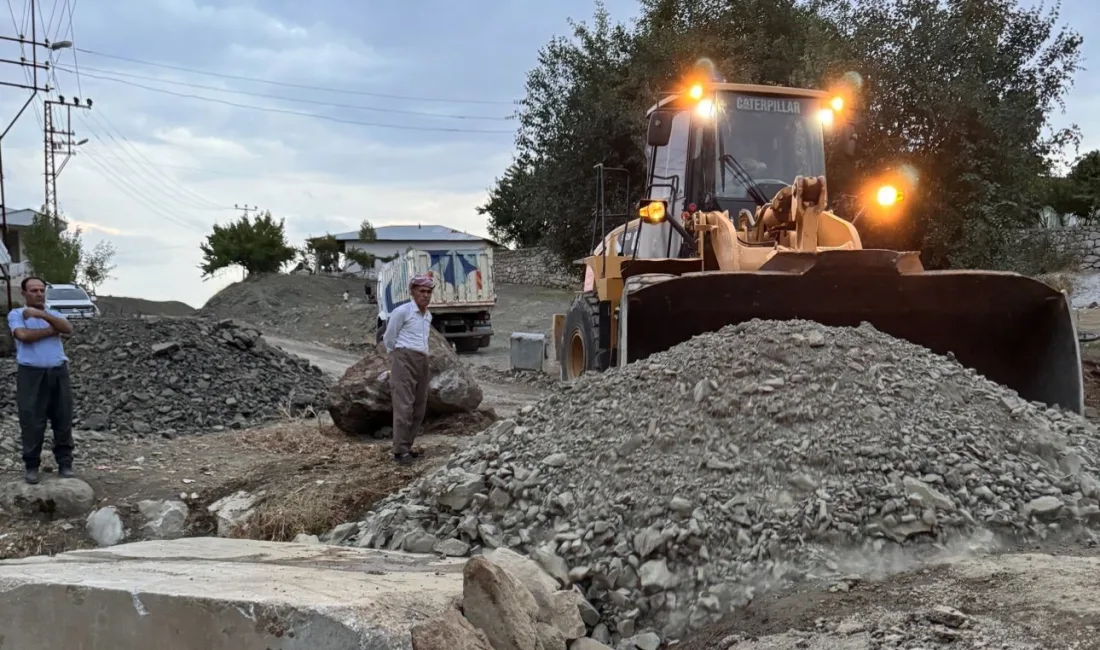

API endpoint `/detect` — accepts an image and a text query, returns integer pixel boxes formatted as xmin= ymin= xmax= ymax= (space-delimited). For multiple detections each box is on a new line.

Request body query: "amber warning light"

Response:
xmin=638 ymin=200 xmax=667 ymax=224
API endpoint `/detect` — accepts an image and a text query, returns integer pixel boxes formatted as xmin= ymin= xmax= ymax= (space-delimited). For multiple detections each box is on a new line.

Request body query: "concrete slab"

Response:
xmin=0 ymin=537 xmax=465 ymax=650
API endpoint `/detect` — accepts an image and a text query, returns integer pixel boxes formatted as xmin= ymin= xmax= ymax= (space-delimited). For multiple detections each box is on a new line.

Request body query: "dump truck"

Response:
xmin=552 ymin=80 xmax=1083 ymax=414
xmin=375 ymin=247 xmax=496 ymax=352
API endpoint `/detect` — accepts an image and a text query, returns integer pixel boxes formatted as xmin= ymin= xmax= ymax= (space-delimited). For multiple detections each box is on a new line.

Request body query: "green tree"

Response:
xmin=358 ymin=220 xmax=377 ymax=243
xmin=300 ymin=234 xmax=341 ymax=273
xmin=822 ymin=0 xmax=1082 ymax=272
xmin=199 ymin=211 xmax=297 ymax=279
xmin=506 ymin=4 xmax=641 ymax=265
xmin=477 ymin=156 xmax=547 ymax=248
xmin=1045 ymin=150 xmax=1100 ymax=223
xmin=21 ymin=209 xmax=82 ymax=283
xmin=80 ymin=240 xmax=117 ymax=294
xmin=344 ymin=248 xmax=377 ymax=271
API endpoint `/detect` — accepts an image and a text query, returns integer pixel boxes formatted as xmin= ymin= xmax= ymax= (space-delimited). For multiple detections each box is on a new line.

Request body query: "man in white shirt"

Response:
xmin=382 ymin=273 xmax=434 ymax=466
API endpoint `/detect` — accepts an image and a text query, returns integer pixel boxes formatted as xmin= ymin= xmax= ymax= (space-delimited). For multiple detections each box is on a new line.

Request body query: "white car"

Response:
xmin=45 ymin=283 xmax=100 ymax=319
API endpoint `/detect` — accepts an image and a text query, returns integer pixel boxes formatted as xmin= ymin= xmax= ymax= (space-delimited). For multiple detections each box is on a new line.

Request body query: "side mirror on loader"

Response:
xmin=647 ymin=110 xmax=675 ymax=147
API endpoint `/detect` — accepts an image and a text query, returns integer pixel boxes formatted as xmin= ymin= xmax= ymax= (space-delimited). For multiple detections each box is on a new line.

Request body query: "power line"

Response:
xmin=74 ymin=46 xmax=519 ymax=106
xmin=62 ymin=64 xmax=514 ymax=121
xmin=58 ymin=0 xmax=80 ymax=96
xmin=53 ymin=66 xmax=516 ymax=134
xmin=79 ymin=110 xmax=229 ymax=211
xmin=74 ymin=151 xmax=208 ymax=233
xmin=83 ymin=151 xmax=268 ymax=178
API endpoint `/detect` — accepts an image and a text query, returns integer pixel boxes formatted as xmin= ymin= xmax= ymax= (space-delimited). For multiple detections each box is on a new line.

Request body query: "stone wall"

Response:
xmin=1039 ymin=228 xmax=1100 ymax=270
xmin=492 ymin=247 xmax=580 ymax=289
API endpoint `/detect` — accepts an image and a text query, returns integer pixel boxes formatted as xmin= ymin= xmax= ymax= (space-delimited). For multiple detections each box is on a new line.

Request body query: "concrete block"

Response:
xmin=510 ymin=332 xmax=547 ymax=372
xmin=0 ymin=537 xmax=464 ymax=650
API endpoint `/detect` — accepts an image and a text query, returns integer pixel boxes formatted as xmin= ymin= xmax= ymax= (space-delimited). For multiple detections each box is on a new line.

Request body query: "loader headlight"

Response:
xmin=638 ymin=200 xmax=667 ymax=224
xmin=695 ymin=98 xmax=716 ymax=119
xmin=876 ymin=184 xmax=901 ymax=207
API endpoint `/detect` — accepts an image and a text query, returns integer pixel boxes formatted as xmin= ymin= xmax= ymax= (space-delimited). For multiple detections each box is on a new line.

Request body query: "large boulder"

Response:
xmin=0 ymin=478 xmax=95 ymax=518
xmin=328 ymin=327 xmax=483 ymax=435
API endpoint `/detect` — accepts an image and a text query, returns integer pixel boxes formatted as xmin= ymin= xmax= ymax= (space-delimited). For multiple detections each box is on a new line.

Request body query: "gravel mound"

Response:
xmin=339 ymin=319 xmax=1100 ymax=642
xmin=201 ymin=272 xmax=377 ymax=351
xmin=0 ymin=316 xmax=330 ymax=436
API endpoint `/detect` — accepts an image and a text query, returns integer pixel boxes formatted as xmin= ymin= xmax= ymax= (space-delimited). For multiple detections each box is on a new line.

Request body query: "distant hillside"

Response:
xmin=95 ymin=295 xmax=197 ymax=317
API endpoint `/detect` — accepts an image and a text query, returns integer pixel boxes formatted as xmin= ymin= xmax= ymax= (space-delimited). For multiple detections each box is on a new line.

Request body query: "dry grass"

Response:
xmin=1036 ymin=271 xmax=1076 ymax=295
xmin=201 ymin=418 xmax=456 ymax=542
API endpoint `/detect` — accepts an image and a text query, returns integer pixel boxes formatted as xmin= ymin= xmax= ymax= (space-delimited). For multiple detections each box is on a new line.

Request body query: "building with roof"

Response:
xmin=334 ymin=224 xmax=500 ymax=273
xmin=1 ymin=208 xmax=68 ymax=268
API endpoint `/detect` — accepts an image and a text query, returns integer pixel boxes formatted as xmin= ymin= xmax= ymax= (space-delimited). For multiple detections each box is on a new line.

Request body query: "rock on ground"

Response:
xmin=0 ymin=478 xmax=95 ymax=518
xmin=424 ymin=553 xmax=595 ymax=650
xmin=336 ymin=319 xmax=1100 ymax=644
xmin=137 ymin=499 xmax=189 ymax=540
xmin=0 ymin=316 xmax=331 ymax=437
xmin=411 ymin=606 xmax=494 ymax=650
xmin=86 ymin=506 xmax=125 ymax=547
xmin=328 ymin=328 xmax=483 ymax=436
xmin=208 ymin=490 xmax=260 ymax=538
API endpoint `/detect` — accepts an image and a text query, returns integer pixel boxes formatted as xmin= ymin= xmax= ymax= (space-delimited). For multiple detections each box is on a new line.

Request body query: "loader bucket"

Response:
xmin=620 ymin=250 xmax=1084 ymax=414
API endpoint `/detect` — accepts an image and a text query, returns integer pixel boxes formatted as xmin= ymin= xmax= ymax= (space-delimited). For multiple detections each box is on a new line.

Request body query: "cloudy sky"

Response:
xmin=0 ymin=0 xmax=1094 ymax=308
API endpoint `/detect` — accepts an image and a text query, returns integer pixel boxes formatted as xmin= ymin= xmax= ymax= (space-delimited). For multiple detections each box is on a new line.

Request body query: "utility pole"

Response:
xmin=234 ymin=204 xmax=259 ymax=218
xmin=44 ymin=96 xmax=92 ymax=220
xmin=0 ymin=0 xmax=70 ymax=309
xmin=231 ymin=205 xmax=260 ymax=281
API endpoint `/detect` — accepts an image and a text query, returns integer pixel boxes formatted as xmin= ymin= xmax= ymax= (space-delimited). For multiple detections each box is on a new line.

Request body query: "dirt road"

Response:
xmin=263 ymin=334 xmax=545 ymax=418
xmin=458 ymin=284 xmax=575 ymax=372
xmin=683 ymin=545 xmax=1100 ymax=649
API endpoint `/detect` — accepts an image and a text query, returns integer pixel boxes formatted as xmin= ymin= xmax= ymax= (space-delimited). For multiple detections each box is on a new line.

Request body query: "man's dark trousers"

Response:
xmin=16 ymin=363 xmax=74 ymax=470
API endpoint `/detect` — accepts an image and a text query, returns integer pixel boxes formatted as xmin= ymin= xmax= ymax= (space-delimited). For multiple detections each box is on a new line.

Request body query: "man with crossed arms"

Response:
xmin=7 ymin=276 xmax=75 ymax=484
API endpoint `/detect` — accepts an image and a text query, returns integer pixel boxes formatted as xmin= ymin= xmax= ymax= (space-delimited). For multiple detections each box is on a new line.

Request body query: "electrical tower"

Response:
xmin=43 ymin=96 xmax=92 ymax=219
xmin=0 ymin=0 xmax=65 ymax=309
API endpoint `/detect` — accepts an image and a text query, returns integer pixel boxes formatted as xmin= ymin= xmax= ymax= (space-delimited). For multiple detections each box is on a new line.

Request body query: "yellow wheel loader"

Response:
xmin=552 ymin=81 xmax=1084 ymax=414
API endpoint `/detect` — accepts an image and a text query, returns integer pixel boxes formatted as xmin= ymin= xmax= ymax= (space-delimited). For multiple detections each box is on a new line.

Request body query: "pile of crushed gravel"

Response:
xmin=335 ymin=319 xmax=1100 ymax=644
xmin=0 ymin=316 xmax=330 ymax=436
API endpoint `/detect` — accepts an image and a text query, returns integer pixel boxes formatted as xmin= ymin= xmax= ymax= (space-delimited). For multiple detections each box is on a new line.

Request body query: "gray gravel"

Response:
xmin=335 ymin=319 xmax=1100 ymax=644
xmin=0 ymin=316 xmax=331 ymax=438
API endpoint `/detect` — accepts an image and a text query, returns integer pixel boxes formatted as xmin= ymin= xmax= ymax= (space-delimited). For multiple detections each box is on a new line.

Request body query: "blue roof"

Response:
xmin=334 ymin=224 xmax=495 ymax=244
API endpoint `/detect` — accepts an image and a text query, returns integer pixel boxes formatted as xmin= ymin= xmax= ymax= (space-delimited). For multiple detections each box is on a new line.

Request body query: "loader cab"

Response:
xmin=642 ymin=84 xmax=835 ymax=255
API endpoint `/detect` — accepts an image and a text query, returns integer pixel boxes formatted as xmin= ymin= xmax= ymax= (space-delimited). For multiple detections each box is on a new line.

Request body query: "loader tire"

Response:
xmin=560 ymin=292 xmax=607 ymax=381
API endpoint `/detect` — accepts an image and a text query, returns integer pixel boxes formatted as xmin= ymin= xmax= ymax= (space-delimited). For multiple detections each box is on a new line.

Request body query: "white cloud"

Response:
xmin=0 ymin=0 xmax=522 ymax=309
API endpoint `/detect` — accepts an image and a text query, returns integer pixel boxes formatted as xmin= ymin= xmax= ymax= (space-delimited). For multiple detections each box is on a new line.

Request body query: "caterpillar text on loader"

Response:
xmin=551 ymin=80 xmax=1084 ymax=414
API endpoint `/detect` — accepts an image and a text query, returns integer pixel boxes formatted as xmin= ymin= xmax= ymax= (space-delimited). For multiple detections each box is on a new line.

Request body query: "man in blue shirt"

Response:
xmin=7 ymin=276 xmax=75 ymax=484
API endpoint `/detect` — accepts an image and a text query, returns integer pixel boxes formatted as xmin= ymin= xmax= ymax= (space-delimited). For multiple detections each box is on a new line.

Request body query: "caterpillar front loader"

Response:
xmin=551 ymin=80 xmax=1084 ymax=414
